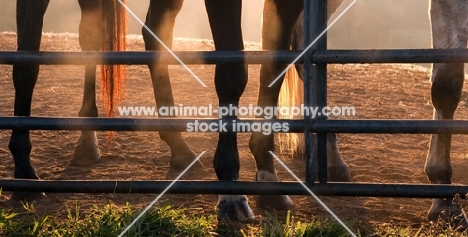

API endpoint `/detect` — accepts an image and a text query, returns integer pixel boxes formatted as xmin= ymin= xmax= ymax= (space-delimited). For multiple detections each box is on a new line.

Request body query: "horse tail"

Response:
xmin=277 ymin=65 xmax=304 ymax=157
xmin=100 ymin=0 xmax=127 ymax=118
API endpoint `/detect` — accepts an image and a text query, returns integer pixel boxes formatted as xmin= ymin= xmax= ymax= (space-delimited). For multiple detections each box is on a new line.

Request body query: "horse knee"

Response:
xmin=215 ymin=64 xmax=247 ymax=104
xmin=9 ymin=131 xmax=31 ymax=155
xmin=431 ymin=63 xmax=464 ymax=117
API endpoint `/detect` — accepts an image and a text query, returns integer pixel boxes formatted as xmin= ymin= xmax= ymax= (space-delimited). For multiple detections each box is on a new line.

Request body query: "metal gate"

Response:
xmin=1 ymin=0 xmax=468 ymax=198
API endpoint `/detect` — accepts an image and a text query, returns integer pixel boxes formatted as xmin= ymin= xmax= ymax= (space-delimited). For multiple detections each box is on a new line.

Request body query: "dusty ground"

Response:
xmin=1 ymin=32 xmax=468 ymax=233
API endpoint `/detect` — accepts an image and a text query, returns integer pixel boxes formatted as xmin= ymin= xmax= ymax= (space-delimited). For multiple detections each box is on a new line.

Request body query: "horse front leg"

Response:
xmin=71 ymin=0 xmax=104 ymax=166
xmin=9 ymin=0 xmax=50 ymax=200
xmin=143 ymin=0 xmax=202 ymax=173
xmin=204 ymin=0 xmax=257 ymax=223
xmin=425 ymin=0 xmax=468 ymax=228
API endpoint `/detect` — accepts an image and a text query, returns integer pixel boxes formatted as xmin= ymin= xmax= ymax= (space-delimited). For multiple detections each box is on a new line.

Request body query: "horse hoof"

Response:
xmin=71 ymin=144 xmax=101 ymax=166
xmin=11 ymin=191 xmax=46 ymax=201
xmin=170 ymin=151 xmax=204 ymax=172
xmin=217 ymin=196 xmax=259 ymax=224
xmin=255 ymin=195 xmax=294 ymax=210
xmin=328 ymin=165 xmax=352 ymax=182
xmin=428 ymin=211 xmax=468 ymax=232
xmin=428 ymin=201 xmax=468 ymax=231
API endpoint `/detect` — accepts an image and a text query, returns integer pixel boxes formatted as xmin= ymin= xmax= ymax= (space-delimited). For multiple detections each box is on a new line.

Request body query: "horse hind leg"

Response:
xmin=289 ymin=4 xmax=351 ymax=182
xmin=72 ymin=64 xmax=100 ymax=166
xmin=72 ymin=65 xmax=101 ymax=166
xmin=326 ymin=133 xmax=351 ymax=181
xmin=143 ymin=0 xmax=202 ymax=174
xmin=71 ymin=0 xmax=104 ymax=166
xmin=313 ymin=0 xmax=351 ymax=182
xmin=425 ymin=0 xmax=468 ymax=229
xmin=250 ymin=0 xmax=305 ymax=210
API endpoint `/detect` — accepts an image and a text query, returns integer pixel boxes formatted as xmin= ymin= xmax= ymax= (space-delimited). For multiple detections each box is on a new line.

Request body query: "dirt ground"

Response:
xmin=1 ymin=32 xmax=468 ymax=233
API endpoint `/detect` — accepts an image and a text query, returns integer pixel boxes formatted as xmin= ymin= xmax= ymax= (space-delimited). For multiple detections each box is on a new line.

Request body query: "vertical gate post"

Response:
xmin=304 ymin=0 xmax=328 ymax=184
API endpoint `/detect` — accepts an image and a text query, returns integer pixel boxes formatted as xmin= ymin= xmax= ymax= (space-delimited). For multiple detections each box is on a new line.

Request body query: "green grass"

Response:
xmin=0 ymin=201 xmax=216 ymax=237
xmin=0 ymin=200 xmax=353 ymax=236
xmin=1 ymin=197 xmax=468 ymax=236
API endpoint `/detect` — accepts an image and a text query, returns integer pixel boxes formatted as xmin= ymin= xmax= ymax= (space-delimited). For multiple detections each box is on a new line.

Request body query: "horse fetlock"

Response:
xmin=328 ymin=164 xmax=352 ymax=182
xmin=169 ymin=151 xmax=204 ymax=172
xmin=256 ymin=170 xmax=279 ymax=182
xmin=158 ymin=132 xmax=199 ymax=170
xmin=424 ymin=164 xmax=452 ymax=184
xmin=14 ymin=164 xmax=39 ymax=180
xmin=217 ymin=195 xmax=258 ymax=224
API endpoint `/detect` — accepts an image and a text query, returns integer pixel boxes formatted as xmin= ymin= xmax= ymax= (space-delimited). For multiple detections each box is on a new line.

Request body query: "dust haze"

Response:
xmin=0 ymin=0 xmax=430 ymax=49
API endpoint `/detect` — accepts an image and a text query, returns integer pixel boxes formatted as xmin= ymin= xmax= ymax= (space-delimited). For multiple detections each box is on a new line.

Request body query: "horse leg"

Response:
xmin=325 ymin=133 xmax=351 ymax=181
xmin=247 ymin=0 xmax=303 ymax=210
xmin=290 ymin=2 xmax=351 ymax=182
xmin=326 ymin=0 xmax=350 ymax=182
xmin=425 ymin=0 xmax=468 ymax=228
xmin=71 ymin=0 xmax=103 ymax=166
xmin=9 ymin=0 xmax=50 ymax=200
xmin=143 ymin=0 xmax=201 ymax=172
xmin=203 ymin=0 xmax=256 ymax=223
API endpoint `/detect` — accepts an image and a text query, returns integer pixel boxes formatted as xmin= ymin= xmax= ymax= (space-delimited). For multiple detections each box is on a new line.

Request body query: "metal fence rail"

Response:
xmin=1 ymin=180 xmax=468 ymax=198
xmin=1 ymin=49 xmax=468 ymax=65
xmin=4 ymin=116 xmax=468 ymax=134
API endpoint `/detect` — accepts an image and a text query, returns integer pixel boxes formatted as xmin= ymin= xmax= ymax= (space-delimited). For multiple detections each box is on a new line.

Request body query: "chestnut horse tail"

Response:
xmin=100 ymin=0 xmax=127 ymax=117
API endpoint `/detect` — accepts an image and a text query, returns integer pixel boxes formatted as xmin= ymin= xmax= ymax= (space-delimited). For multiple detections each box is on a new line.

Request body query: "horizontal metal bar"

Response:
xmin=2 ymin=117 xmax=468 ymax=134
xmin=1 ymin=180 xmax=467 ymax=198
xmin=0 ymin=116 xmax=304 ymax=132
xmin=0 ymin=51 xmax=295 ymax=65
xmin=1 ymin=49 xmax=468 ymax=65
xmin=313 ymin=120 xmax=468 ymax=134
xmin=313 ymin=49 xmax=468 ymax=64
